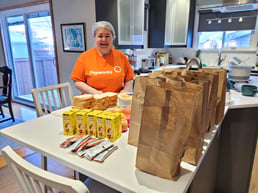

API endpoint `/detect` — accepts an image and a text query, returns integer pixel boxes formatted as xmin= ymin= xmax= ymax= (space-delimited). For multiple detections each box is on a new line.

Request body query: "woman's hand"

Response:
xmin=120 ymin=79 xmax=134 ymax=93
xmin=74 ymin=81 xmax=103 ymax=95
xmin=119 ymin=89 xmax=128 ymax=94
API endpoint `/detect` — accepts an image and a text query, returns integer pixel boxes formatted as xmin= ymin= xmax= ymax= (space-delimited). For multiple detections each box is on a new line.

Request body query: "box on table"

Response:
xmin=62 ymin=111 xmax=76 ymax=136
xmin=87 ymin=110 xmax=102 ymax=137
xmin=96 ymin=112 xmax=109 ymax=138
xmin=105 ymin=113 xmax=121 ymax=142
xmin=75 ymin=109 xmax=92 ymax=135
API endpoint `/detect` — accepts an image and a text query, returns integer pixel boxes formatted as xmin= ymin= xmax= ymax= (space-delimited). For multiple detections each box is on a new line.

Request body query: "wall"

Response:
xmin=0 ymin=0 xmax=96 ymax=95
xmin=51 ymin=0 xmax=96 ymax=95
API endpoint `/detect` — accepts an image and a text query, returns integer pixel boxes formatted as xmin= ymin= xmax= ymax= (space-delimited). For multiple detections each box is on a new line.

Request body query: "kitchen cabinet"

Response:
xmin=148 ymin=0 xmax=195 ymax=48
xmin=148 ymin=0 xmax=167 ymax=48
xmin=95 ymin=0 xmax=119 ymax=47
xmin=117 ymin=0 xmax=144 ymax=45
xmin=188 ymin=107 xmax=258 ymax=193
xmin=165 ymin=0 xmax=190 ymax=46
xmin=95 ymin=0 xmax=144 ymax=48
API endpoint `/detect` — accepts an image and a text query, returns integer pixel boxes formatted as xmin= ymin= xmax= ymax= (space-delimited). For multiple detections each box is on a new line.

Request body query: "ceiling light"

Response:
xmin=208 ymin=20 xmax=212 ymax=24
xmin=218 ymin=19 xmax=222 ymax=23
xmin=239 ymin=17 xmax=243 ymax=22
xmin=228 ymin=18 xmax=232 ymax=23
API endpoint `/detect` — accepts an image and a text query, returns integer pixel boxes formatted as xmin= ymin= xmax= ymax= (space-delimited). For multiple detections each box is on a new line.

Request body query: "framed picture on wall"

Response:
xmin=61 ymin=23 xmax=86 ymax=52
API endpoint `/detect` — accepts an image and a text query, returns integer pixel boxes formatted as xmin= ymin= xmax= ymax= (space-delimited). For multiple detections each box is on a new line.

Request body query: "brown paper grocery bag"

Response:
xmin=128 ymin=76 xmax=159 ymax=146
xmin=197 ymin=72 xmax=218 ymax=131
xmin=181 ymin=81 xmax=205 ymax=165
xmin=136 ymin=83 xmax=199 ymax=180
xmin=128 ymin=76 xmax=148 ymax=146
xmin=202 ymin=68 xmax=227 ymax=124
xmin=161 ymin=70 xmax=212 ymax=165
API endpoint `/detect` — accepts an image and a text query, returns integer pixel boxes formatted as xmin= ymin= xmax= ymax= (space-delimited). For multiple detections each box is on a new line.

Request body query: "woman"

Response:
xmin=70 ymin=21 xmax=135 ymax=94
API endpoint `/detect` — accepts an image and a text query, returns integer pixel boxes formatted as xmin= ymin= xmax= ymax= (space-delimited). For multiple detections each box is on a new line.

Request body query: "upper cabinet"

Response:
xmin=164 ymin=0 xmax=190 ymax=46
xmin=95 ymin=0 xmax=144 ymax=48
xmin=148 ymin=0 xmax=195 ymax=48
xmin=96 ymin=0 xmax=195 ymax=48
xmin=117 ymin=0 xmax=144 ymax=45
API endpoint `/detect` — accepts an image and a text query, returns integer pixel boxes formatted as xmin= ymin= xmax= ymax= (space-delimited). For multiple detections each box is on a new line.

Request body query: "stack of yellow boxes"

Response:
xmin=62 ymin=109 xmax=122 ymax=142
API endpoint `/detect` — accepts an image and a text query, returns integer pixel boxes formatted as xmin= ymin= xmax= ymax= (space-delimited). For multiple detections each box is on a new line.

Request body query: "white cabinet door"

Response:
xmin=165 ymin=0 xmax=190 ymax=45
xmin=118 ymin=0 xmax=144 ymax=45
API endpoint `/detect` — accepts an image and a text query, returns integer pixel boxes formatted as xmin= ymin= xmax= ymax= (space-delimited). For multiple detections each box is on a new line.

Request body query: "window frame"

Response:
xmin=193 ymin=5 xmax=258 ymax=53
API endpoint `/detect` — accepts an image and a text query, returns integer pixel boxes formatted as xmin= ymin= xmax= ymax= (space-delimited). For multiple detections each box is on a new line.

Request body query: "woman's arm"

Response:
xmin=74 ymin=81 xmax=103 ymax=95
xmin=120 ymin=79 xmax=134 ymax=93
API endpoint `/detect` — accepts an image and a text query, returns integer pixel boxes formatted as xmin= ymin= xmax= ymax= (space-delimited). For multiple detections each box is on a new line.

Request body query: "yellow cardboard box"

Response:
xmin=96 ymin=113 xmax=107 ymax=138
xmin=87 ymin=110 xmax=102 ymax=137
xmin=62 ymin=111 xmax=76 ymax=136
xmin=75 ymin=109 xmax=91 ymax=135
xmin=105 ymin=113 xmax=120 ymax=142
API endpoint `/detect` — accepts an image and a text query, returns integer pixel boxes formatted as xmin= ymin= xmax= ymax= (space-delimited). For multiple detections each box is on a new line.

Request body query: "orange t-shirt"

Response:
xmin=70 ymin=47 xmax=135 ymax=93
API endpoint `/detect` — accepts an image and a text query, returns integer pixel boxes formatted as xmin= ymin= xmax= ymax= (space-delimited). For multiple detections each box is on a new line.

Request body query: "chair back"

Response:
xmin=0 ymin=66 xmax=12 ymax=98
xmin=32 ymin=82 xmax=74 ymax=117
xmin=2 ymin=146 xmax=89 ymax=193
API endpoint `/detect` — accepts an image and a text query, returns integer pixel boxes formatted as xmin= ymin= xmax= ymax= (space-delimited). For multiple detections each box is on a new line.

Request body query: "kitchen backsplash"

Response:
xmin=120 ymin=48 xmax=257 ymax=69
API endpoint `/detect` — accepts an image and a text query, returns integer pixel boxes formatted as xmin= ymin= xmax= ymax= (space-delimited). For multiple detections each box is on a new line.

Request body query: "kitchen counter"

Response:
xmin=187 ymin=79 xmax=258 ymax=193
xmin=1 ymin=75 xmax=257 ymax=193
xmin=228 ymin=76 xmax=258 ymax=109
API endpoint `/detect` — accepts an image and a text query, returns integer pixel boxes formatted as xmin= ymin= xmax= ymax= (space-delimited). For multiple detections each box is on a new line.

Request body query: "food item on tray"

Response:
xmin=118 ymin=93 xmax=133 ymax=108
xmin=92 ymin=94 xmax=109 ymax=110
xmin=72 ymin=92 xmax=118 ymax=110
xmin=72 ymin=94 xmax=94 ymax=109
xmin=103 ymin=92 xmax=118 ymax=108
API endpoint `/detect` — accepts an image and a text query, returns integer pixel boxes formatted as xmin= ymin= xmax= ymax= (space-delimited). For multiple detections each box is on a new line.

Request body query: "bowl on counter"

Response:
xmin=228 ymin=64 xmax=253 ymax=82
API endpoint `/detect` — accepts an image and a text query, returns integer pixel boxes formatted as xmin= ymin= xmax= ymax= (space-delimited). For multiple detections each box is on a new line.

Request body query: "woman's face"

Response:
xmin=95 ymin=28 xmax=113 ymax=56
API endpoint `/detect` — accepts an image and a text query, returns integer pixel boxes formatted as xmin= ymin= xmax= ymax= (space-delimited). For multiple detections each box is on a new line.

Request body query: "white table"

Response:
xmin=1 ymin=84 xmax=258 ymax=193
xmin=0 ymin=112 xmax=218 ymax=193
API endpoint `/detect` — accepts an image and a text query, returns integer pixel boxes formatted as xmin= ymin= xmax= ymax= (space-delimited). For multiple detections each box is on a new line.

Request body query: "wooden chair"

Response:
xmin=31 ymin=82 xmax=74 ymax=170
xmin=32 ymin=82 xmax=74 ymax=117
xmin=0 ymin=66 xmax=15 ymax=123
xmin=2 ymin=145 xmax=89 ymax=193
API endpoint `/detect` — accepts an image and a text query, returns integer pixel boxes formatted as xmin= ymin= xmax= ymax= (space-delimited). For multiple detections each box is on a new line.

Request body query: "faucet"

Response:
xmin=186 ymin=57 xmax=202 ymax=70
xmin=218 ymin=48 xmax=226 ymax=66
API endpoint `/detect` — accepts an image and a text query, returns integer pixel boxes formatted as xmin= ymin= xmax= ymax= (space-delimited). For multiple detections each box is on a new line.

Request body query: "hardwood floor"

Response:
xmin=0 ymin=103 xmax=74 ymax=193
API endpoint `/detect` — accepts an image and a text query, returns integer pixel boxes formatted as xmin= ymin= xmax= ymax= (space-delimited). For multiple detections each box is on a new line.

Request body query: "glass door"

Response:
xmin=0 ymin=4 xmax=57 ymax=105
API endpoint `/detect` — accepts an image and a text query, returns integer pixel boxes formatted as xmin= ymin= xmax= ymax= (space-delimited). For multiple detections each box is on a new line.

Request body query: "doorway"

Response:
xmin=0 ymin=3 xmax=57 ymax=106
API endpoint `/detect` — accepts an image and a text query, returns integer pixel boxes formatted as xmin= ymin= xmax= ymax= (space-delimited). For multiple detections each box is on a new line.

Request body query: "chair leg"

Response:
xmin=0 ymin=105 xmax=4 ymax=118
xmin=41 ymin=155 xmax=47 ymax=170
xmin=8 ymin=102 xmax=15 ymax=122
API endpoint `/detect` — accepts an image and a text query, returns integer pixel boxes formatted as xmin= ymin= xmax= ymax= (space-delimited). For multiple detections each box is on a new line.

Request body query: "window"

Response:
xmin=198 ymin=30 xmax=252 ymax=49
xmin=197 ymin=10 xmax=257 ymax=49
xmin=0 ymin=3 xmax=57 ymax=105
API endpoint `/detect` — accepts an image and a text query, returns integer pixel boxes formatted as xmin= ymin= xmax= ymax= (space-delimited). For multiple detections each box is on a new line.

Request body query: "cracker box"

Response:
xmin=113 ymin=112 xmax=122 ymax=139
xmin=96 ymin=113 xmax=107 ymax=138
xmin=87 ymin=110 xmax=102 ymax=137
xmin=75 ymin=109 xmax=91 ymax=135
xmin=70 ymin=107 xmax=81 ymax=113
xmin=105 ymin=113 xmax=120 ymax=142
xmin=62 ymin=111 xmax=76 ymax=136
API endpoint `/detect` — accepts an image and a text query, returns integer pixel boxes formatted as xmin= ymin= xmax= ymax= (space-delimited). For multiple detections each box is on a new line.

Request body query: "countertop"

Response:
xmin=228 ymin=76 xmax=258 ymax=109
